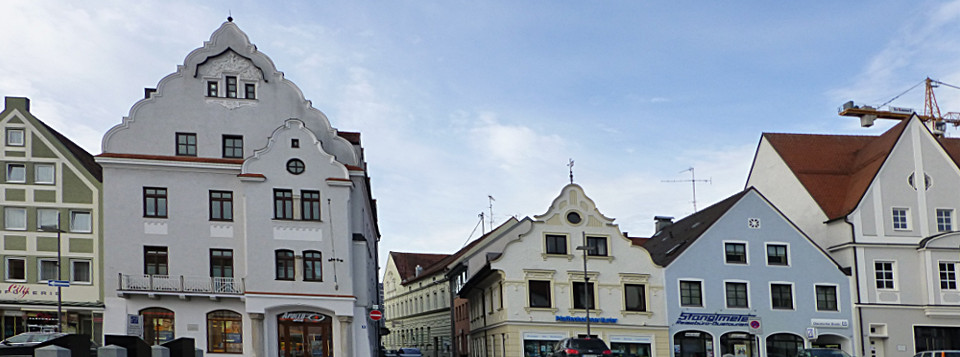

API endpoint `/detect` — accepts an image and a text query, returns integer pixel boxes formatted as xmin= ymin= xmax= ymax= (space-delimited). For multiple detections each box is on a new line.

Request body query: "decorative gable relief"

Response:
xmin=199 ymin=51 xmax=263 ymax=81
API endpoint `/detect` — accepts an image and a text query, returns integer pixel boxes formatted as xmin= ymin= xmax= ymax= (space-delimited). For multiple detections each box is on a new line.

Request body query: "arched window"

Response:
xmin=207 ymin=310 xmax=242 ymax=354
xmin=303 ymin=251 xmax=322 ymax=281
xmin=766 ymin=333 xmax=803 ymax=357
xmin=275 ymin=250 xmax=294 ymax=280
xmin=140 ymin=307 xmax=175 ymax=345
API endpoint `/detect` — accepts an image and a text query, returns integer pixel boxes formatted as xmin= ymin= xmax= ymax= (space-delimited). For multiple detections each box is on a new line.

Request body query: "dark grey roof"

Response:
xmin=642 ymin=189 xmax=750 ymax=266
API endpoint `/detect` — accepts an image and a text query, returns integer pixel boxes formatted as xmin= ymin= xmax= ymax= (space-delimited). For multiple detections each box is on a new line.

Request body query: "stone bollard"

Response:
xmin=151 ymin=345 xmax=170 ymax=357
xmin=98 ymin=345 xmax=128 ymax=357
xmin=34 ymin=345 xmax=70 ymax=357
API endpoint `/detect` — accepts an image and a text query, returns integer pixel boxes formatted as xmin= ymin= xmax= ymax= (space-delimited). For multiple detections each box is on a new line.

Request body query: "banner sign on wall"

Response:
xmin=675 ymin=312 xmax=754 ymax=327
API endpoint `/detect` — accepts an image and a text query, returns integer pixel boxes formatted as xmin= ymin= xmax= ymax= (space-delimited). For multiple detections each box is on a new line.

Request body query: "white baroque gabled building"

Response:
xmin=96 ymin=19 xmax=380 ymax=357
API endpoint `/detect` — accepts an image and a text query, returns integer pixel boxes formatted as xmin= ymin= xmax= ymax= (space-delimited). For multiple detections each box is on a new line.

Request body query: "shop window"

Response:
xmin=725 ymin=242 xmax=747 ymax=264
xmin=34 ymin=164 xmax=54 ymax=184
xmin=6 ymin=129 xmax=24 ymax=147
xmin=528 ymin=280 xmax=551 ymax=308
xmin=6 ymin=164 xmax=25 ymax=183
xmin=766 ymin=333 xmax=803 ymax=357
xmin=141 ymin=308 xmax=175 ymax=345
xmin=610 ymin=342 xmax=652 ymax=357
xmin=176 ymin=133 xmax=197 ymax=156
xmin=674 ymin=331 xmax=712 ymax=357
xmin=276 ymin=250 xmax=295 ymax=280
xmin=5 ymin=258 xmax=25 ymax=282
xmin=207 ymin=310 xmax=242 ymax=353
xmin=721 ymin=332 xmax=758 ymax=357
xmin=277 ymin=311 xmax=333 ymax=357
xmin=545 ymin=234 xmax=567 ymax=255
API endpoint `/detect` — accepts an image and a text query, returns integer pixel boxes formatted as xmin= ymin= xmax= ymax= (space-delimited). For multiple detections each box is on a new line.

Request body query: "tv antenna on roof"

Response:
xmin=662 ymin=167 xmax=712 ymax=212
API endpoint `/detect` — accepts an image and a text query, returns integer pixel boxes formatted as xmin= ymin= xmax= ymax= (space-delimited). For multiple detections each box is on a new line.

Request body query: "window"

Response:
xmin=34 ymin=164 xmax=54 ymax=184
xmin=226 ymin=76 xmax=238 ymax=98
xmin=210 ymin=249 xmax=233 ymax=278
xmin=244 ymin=83 xmax=256 ymax=99
xmin=37 ymin=209 xmax=59 ymax=230
xmin=210 ymin=191 xmax=233 ymax=221
xmin=69 ymin=211 xmax=91 ymax=233
xmin=545 ymin=234 xmax=567 ymax=255
xmin=875 ymin=261 xmax=895 ymax=289
xmin=304 ymin=251 xmax=322 ymax=281
xmin=207 ymin=310 xmax=242 ymax=353
xmin=144 ymin=246 xmax=168 ymax=275
xmin=301 ymin=190 xmax=321 ymax=221
xmin=38 ymin=259 xmax=58 ymax=281
xmin=940 ymin=262 xmax=957 ymax=290
xmin=286 ymin=159 xmax=305 ymax=175
xmin=938 ymin=209 xmax=954 ymax=232
xmin=725 ymin=242 xmax=747 ymax=264
xmin=71 ymin=260 xmax=91 ymax=283
xmin=528 ymin=280 xmax=552 ymax=308
xmin=624 ymin=284 xmax=646 ymax=312
xmin=142 ymin=308 xmax=175 ymax=345
xmin=275 ymin=250 xmax=294 ymax=280
xmin=771 ymin=284 xmax=794 ymax=309
xmin=176 ymin=133 xmax=197 ymax=156
xmin=766 ymin=244 xmax=788 ymax=266
xmin=222 ymin=135 xmax=243 ymax=159
xmin=586 ymin=236 xmax=608 ymax=256
xmin=573 ymin=282 xmax=596 ymax=309
xmin=207 ymin=81 xmax=219 ymax=97
xmin=6 ymin=164 xmax=25 ymax=183
xmin=680 ymin=280 xmax=703 ymax=307
xmin=273 ymin=189 xmax=293 ymax=220
xmin=5 ymin=258 xmax=25 ymax=281
xmin=892 ymin=208 xmax=909 ymax=230
xmin=143 ymin=187 xmax=168 ymax=218
xmin=6 ymin=129 xmax=24 ymax=146
xmin=4 ymin=207 xmax=26 ymax=230
xmin=816 ymin=285 xmax=838 ymax=311
xmin=725 ymin=282 xmax=748 ymax=308
xmin=291 ymin=139 xmax=300 ymax=148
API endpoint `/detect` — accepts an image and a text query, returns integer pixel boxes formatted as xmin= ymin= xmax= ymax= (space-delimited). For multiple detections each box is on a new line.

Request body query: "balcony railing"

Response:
xmin=119 ymin=274 xmax=244 ymax=295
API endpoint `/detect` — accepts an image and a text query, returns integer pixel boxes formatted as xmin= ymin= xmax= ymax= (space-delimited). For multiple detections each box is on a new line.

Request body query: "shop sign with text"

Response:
xmin=676 ymin=312 xmax=754 ymax=327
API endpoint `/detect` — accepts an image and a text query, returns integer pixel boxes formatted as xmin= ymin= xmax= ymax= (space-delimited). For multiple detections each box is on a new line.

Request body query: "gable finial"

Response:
xmin=568 ymin=158 xmax=575 ymax=184
xmin=227 ymin=10 xmax=233 ymax=22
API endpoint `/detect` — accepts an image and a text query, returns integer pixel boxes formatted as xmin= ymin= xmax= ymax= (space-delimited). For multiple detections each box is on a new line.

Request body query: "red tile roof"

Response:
xmin=390 ymin=252 xmax=450 ymax=283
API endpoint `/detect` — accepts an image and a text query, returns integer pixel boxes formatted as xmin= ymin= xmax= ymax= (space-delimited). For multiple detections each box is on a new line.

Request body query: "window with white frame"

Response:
xmin=69 ymin=211 xmax=91 ymax=233
xmin=34 ymin=164 xmax=54 ymax=184
xmin=725 ymin=281 xmax=749 ymax=308
xmin=892 ymin=208 xmax=909 ymax=230
xmin=766 ymin=244 xmax=788 ymax=266
xmin=4 ymin=207 xmax=26 ymax=230
xmin=6 ymin=129 xmax=24 ymax=146
xmin=38 ymin=259 xmax=58 ymax=281
xmin=37 ymin=209 xmax=59 ymax=230
xmin=6 ymin=164 xmax=25 ymax=183
xmin=815 ymin=285 xmax=839 ymax=311
xmin=940 ymin=262 xmax=957 ymax=290
xmin=937 ymin=209 xmax=954 ymax=232
xmin=680 ymin=280 xmax=703 ymax=307
xmin=5 ymin=257 xmax=25 ymax=281
xmin=875 ymin=261 xmax=895 ymax=289
xmin=770 ymin=283 xmax=794 ymax=310
xmin=71 ymin=260 xmax=91 ymax=283
xmin=725 ymin=242 xmax=747 ymax=264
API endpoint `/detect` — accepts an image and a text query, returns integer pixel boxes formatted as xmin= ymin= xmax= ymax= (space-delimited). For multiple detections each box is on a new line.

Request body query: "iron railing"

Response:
xmin=118 ymin=274 xmax=243 ymax=295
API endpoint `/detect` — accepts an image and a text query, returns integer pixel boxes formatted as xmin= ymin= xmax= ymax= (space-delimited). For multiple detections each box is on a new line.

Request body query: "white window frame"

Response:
xmin=70 ymin=260 xmax=92 ymax=284
xmin=723 ymin=240 xmax=749 ymax=265
xmin=4 ymin=207 xmax=27 ymax=231
xmin=939 ymin=261 xmax=957 ymax=291
xmin=874 ymin=260 xmax=897 ymax=291
xmin=69 ymin=211 xmax=92 ymax=233
xmin=723 ymin=279 xmax=751 ymax=309
xmin=892 ymin=207 xmax=910 ymax=230
xmin=769 ymin=281 xmax=796 ymax=310
xmin=5 ymin=257 xmax=25 ymax=282
xmin=937 ymin=208 xmax=954 ymax=232
xmin=6 ymin=163 xmax=25 ymax=183
xmin=37 ymin=209 xmax=59 ymax=230
xmin=679 ymin=278 xmax=705 ymax=308
xmin=6 ymin=128 xmax=24 ymax=147
xmin=38 ymin=258 xmax=59 ymax=282
xmin=34 ymin=164 xmax=54 ymax=184
xmin=813 ymin=283 xmax=841 ymax=312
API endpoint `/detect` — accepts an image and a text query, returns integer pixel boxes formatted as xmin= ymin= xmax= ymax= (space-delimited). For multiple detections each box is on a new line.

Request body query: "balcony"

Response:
xmin=118 ymin=274 xmax=244 ymax=297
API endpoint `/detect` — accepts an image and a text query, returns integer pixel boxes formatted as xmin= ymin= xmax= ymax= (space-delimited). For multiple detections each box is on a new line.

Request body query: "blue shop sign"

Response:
xmin=675 ymin=312 xmax=754 ymax=327
xmin=555 ymin=315 xmax=618 ymax=324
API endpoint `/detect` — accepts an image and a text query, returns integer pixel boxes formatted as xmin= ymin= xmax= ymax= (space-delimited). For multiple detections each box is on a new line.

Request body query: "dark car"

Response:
xmin=551 ymin=338 xmax=612 ymax=356
xmin=797 ymin=348 xmax=853 ymax=357
xmin=0 ymin=332 xmax=67 ymax=347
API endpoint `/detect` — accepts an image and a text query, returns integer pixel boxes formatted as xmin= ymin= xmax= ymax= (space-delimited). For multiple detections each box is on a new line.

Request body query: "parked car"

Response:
xmin=0 ymin=332 xmax=66 ymax=347
xmin=397 ymin=347 xmax=424 ymax=357
xmin=551 ymin=337 xmax=612 ymax=356
xmin=914 ymin=351 xmax=960 ymax=357
xmin=383 ymin=348 xmax=400 ymax=357
xmin=797 ymin=348 xmax=853 ymax=357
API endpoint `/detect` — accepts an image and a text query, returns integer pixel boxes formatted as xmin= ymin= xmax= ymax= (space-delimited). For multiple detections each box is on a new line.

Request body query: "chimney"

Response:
xmin=654 ymin=216 xmax=674 ymax=233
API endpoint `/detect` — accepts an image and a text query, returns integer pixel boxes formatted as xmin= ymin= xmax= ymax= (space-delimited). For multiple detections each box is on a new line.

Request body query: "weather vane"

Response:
xmin=568 ymin=159 xmax=575 ymax=184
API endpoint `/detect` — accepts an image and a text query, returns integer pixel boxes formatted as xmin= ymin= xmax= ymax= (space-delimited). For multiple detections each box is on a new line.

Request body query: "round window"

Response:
xmin=566 ymin=212 xmax=582 ymax=224
xmin=286 ymin=159 xmax=305 ymax=175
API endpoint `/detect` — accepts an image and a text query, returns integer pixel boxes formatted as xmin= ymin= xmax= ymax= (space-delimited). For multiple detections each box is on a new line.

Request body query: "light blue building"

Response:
xmin=643 ymin=188 xmax=855 ymax=357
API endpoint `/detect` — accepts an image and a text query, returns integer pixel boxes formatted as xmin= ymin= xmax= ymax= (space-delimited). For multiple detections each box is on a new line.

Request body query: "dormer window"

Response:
xmin=207 ymin=81 xmax=219 ymax=97
xmin=226 ymin=76 xmax=238 ymax=98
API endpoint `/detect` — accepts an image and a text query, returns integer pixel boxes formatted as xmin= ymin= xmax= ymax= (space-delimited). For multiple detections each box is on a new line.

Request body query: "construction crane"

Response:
xmin=839 ymin=77 xmax=960 ymax=135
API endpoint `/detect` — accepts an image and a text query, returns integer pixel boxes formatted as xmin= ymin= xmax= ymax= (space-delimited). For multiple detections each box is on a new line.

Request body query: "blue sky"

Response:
xmin=3 ymin=1 xmax=960 ymax=270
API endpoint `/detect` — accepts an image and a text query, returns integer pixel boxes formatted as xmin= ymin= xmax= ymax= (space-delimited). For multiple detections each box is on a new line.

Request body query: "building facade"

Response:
xmin=643 ymin=188 xmax=855 ymax=357
xmin=0 ymin=97 xmax=103 ymax=340
xmin=97 ymin=20 xmax=380 ymax=357
xmin=746 ymin=116 xmax=960 ymax=356
xmin=383 ymin=252 xmax=453 ymax=356
xmin=457 ymin=184 xmax=669 ymax=357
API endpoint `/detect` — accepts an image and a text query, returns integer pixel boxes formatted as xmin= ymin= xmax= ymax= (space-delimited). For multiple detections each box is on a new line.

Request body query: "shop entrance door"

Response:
xmin=277 ymin=312 xmax=333 ymax=357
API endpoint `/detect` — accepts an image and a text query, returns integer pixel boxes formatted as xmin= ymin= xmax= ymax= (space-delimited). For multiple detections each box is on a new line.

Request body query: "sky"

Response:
xmin=4 ymin=1 xmax=960 ymax=271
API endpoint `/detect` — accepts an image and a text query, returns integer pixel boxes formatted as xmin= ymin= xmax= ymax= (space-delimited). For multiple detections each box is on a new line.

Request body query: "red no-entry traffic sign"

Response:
xmin=370 ymin=310 xmax=383 ymax=321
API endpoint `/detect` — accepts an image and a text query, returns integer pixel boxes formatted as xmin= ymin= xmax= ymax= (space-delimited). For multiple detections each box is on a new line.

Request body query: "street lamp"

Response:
xmin=575 ymin=233 xmax=595 ymax=338
xmin=39 ymin=216 xmax=65 ymax=333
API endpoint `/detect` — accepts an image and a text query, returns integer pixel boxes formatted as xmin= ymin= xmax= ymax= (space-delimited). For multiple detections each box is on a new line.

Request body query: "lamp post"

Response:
xmin=39 ymin=218 xmax=64 ymax=332
xmin=575 ymin=233 xmax=595 ymax=338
